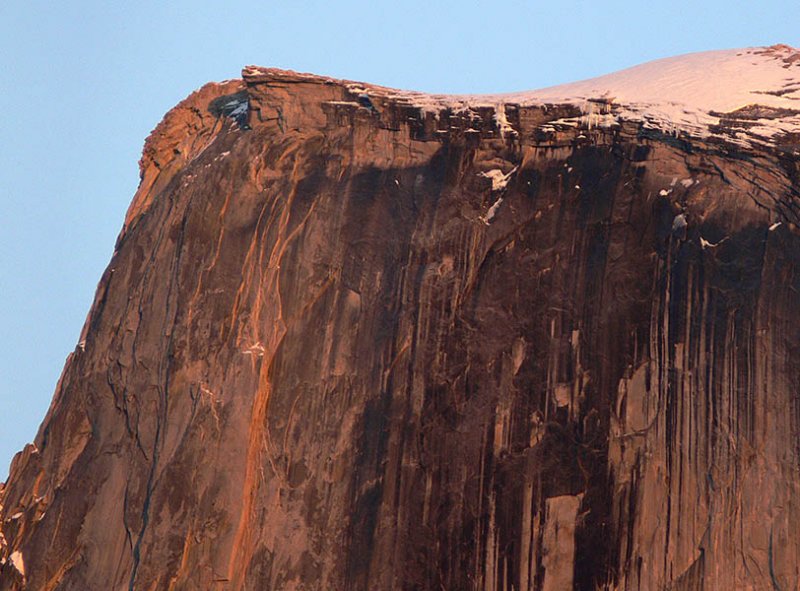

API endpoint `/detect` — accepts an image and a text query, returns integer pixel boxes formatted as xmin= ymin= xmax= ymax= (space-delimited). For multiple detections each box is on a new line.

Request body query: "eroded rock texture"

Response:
xmin=2 ymin=65 xmax=800 ymax=590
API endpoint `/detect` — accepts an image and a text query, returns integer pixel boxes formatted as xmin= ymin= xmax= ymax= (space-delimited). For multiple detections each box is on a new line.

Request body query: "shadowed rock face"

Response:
xmin=1 ymin=66 xmax=800 ymax=591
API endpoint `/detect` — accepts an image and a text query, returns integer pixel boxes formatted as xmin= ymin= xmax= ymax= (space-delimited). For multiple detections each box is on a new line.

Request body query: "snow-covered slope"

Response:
xmin=380 ymin=44 xmax=800 ymax=149
xmin=526 ymin=45 xmax=800 ymax=113
xmin=524 ymin=45 xmax=800 ymax=147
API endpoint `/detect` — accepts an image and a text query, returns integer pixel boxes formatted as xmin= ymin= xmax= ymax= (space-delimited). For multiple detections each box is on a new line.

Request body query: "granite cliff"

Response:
xmin=2 ymin=46 xmax=800 ymax=590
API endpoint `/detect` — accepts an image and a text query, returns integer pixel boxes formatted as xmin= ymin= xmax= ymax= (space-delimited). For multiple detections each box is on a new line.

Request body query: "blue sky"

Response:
xmin=2 ymin=0 xmax=799 ymax=477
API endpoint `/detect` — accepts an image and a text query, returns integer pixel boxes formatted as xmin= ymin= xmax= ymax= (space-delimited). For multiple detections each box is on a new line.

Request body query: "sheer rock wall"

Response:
xmin=2 ymin=68 xmax=800 ymax=590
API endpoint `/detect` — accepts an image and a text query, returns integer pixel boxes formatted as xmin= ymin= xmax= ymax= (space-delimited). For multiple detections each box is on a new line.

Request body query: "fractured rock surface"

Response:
xmin=2 ymin=47 xmax=800 ymax=590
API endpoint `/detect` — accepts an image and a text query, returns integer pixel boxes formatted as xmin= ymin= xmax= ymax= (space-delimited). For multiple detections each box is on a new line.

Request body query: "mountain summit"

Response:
xmin=2 ymin=47 xmax=800 ymax=590
xmin=249 ymin=44 xmax=800 ymax=149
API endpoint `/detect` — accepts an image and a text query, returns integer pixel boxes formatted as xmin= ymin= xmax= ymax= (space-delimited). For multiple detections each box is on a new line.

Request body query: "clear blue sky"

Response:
xmin=2 ymin=0 xmax=798 ymax=478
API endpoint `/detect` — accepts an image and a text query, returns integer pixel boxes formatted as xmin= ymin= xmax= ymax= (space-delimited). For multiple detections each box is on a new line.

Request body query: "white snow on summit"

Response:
xmin=390 ymin=45 xmax=800 ymax=148
xmin=521 ymin=45 xmax=800 ymax=144
xmin=525 ymin=46 xmax=799 ymax=113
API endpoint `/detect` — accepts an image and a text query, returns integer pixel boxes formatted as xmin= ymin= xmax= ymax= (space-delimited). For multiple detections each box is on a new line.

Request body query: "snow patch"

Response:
xmin=700 ymin=236 xmax=728 ymax=248
xmin=228 ymin=102 xmax=248 ymax=117
xmin=480 ymin=167 xmax=518 ymax=191
xmin=493 ymin=104 xmax=516 ymax=138
xmin=9 ymin=551 xmax=24 ymax=577
xmin=243 ymin=343 xmax=265 ymax=357
xmin=325 ymin=100 xmax=362 ymax=107
xmin=769 ymin=221 xmax=782 ymax=231
xmin=480 ymin=197 xmax=504 ymax=225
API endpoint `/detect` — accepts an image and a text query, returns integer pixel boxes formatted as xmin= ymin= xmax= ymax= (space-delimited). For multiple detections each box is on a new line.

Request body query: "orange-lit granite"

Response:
xmin=2 ymin=50 xmax=800 ymax=590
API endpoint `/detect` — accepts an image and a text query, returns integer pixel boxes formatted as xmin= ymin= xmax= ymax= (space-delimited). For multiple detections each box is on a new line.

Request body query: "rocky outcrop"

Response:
xmin=2 ymin=48 xmax=800 ymax=590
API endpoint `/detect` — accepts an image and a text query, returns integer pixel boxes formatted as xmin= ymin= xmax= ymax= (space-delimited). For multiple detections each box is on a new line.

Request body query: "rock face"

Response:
xmin=2 ymin=47 xmax=800 ymax=590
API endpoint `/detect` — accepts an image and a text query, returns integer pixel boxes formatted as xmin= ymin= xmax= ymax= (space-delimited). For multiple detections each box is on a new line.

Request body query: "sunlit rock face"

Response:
xmin=2 ymin=46 xmax=800 ymax=590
